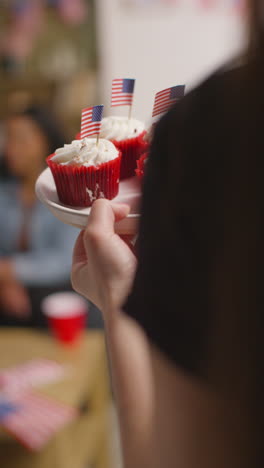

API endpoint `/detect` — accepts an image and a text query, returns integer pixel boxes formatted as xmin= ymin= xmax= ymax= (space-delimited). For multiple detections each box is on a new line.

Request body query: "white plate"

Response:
xmin=35 ymin=168 xmax=141 ymax=234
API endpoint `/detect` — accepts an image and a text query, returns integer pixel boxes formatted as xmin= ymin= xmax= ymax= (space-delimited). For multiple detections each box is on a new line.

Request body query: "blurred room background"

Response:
xmin=0 ymin=0 xmax=97 ymax=139
xmin=0 ymin=1 xmax=245 ymax=467
xmin=0 ymin=0 xmax=244 ymax=134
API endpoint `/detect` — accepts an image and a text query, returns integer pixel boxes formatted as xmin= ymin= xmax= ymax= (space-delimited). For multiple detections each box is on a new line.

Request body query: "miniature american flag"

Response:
xmin=152 ymin=85 xmax=185 ymax=118
xmin=80 ymin=105 xmax=104 ymax=139
xmin=0 ymin=359 xmax=66 ymax=397
xmin=0 ymin=392 xmax=76 ymax=452
xmin=111 ymin=78 xmax=135 ymax=107
xmin=0 ymin=397 xmax=18 ymax=419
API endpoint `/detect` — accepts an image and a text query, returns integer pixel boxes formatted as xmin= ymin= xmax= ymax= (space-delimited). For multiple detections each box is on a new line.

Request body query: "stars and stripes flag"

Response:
xmin=80 ymin=105 xmax=104 ymax=139
xmin=0 ymin=392 xmax=76 ymax=452
xmin=152 ymin=85 xmax=185 ymax=118
xmin=0 ymin=359 xmax=66 ymax=397
xmin=111 ymin=78 xmax=135 ymax=107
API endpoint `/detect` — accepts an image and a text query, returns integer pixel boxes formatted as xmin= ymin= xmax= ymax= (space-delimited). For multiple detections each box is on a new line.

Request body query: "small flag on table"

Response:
xmin=152 ymin=85 xmax=185 ymax=118
xmin=111 ymin=78 xmax=135 ymax=107
xmin=0 ymin=359 xmax=66 ymax=397
xmin=0 ymin=397 xmax=18 ymax=419
xmin=80 ymin=105 xmax=104 ymax=139
xmin=0 ymin=392 xmax=76 ymax=452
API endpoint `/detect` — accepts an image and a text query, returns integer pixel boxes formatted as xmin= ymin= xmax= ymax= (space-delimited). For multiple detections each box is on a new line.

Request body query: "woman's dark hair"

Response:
xmin=208 ymin=1 xmax=263 ymax=464
xmin=248 ymin=0 xmax=264 ymax=56
xmin=0 ymin=106 xmax=66 ymax=179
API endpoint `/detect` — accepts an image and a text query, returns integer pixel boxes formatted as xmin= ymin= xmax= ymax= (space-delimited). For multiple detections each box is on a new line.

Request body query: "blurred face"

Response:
xmin=5 ymin=116 xmax=48 ymax=178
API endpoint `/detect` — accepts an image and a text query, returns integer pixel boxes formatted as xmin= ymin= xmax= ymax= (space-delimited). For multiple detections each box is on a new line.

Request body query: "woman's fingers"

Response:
xmin=87 ymin=199 xmax=130 ymax=236
xmin=111 ymin=202 xmax=131 ymax=222
xmin=73 ymin=201 xmax=131 ymax=270
xmin=72 ymin=230 xmax=87 ymax=265
xmin=71 ymin=199 xmax=137 ymax=312
xmin=120 ymin=234 xmax=138 ymax=255
xmin=83 ymin=200 xmax=131 ymax=255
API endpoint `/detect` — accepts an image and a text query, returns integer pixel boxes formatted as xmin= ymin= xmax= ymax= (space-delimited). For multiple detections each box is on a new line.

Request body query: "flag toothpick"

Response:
xmin=111 ymin=78 xmax=135 ymax=118
xmin=152 ymin=85 xmax=185 ymax=119
xmin=128 ymin=104 xmax=133 ymax=120
xmin=80 ymin=105 xmax=104 ymax=141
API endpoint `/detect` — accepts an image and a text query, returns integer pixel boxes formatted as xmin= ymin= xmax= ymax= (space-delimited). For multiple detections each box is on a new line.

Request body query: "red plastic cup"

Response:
xmin=42 ymin=293 xmax=88 ymax=345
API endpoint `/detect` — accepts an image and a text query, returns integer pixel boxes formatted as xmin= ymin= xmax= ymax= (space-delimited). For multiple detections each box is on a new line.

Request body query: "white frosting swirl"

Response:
xmin=100 ymin=116 xmax=145 ymax=142
xmin=51 ymin=138 xmax=119 ymax=167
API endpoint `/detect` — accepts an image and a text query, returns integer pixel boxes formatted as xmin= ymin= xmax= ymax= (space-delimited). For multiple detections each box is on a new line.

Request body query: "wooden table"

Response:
xmin=0 ymin=328 xmax=112 ymax=468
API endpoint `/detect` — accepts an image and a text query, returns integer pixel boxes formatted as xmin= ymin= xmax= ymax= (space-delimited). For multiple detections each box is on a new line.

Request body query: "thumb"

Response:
xmin=110 ymin=202 xmax=131 ymax=222
xmin=87 ymin=199 xmax=130 ymax=235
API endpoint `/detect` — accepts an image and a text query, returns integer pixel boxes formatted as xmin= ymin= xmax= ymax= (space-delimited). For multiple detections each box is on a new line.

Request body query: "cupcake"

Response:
xmin=47 ymin=138 xmax=121 ymax=207
xmin=138 ymin=130 xmax=150 ymax=154
xmin=100 ymin=116 xmax=146 ymax=180
xmin=135 ymin=152 xmax=148 ymax=181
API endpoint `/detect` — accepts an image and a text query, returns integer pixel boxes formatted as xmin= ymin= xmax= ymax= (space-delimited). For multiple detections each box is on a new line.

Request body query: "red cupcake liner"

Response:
xmin=47 ymin=153 xmax=121 ymax=207
xmin=111 ymin=131 xmax=148 ymax=180
xmin=135 ymin=152 xmax=148 ymax=181
xmin=138 ymin=131 xmax=150 ymax=154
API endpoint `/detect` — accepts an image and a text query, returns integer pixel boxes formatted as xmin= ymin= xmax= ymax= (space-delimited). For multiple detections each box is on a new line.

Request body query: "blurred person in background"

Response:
xmin=0 ymin=106 xmax=78 ymax=327
xmin=72 ymin=1 xmax=262 ymax=467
